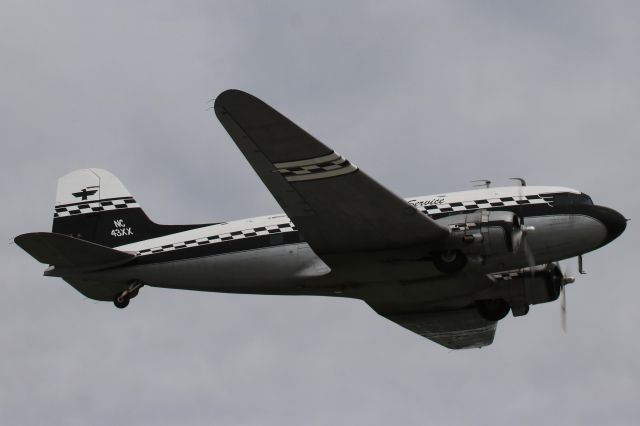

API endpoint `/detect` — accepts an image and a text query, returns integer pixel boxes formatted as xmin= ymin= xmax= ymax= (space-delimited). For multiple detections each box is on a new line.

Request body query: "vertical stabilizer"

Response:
xmin=52 ymin=169 xmax=207 ymax=247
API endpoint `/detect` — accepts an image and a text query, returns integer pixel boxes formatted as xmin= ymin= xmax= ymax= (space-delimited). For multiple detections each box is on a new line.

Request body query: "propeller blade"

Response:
xmin=513 ymin=178 xmax=536 ymax=269
xmin=523 ymin=238 xmax=536 ymax=269
xmin=559 ymin=260 xmax=575 ymax=333
xmin=560 ymin=283 xmax=567 ymax=333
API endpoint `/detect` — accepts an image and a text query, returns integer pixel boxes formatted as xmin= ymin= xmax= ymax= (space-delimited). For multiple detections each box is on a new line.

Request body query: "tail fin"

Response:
xmin=52 ymin=169 xmax=206 ymax=247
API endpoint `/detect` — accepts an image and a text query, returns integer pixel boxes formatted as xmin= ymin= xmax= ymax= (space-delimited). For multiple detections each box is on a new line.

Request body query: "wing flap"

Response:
xmin=214 ymin=89 xmax=449 ymax=254
xmin=14 ymin=232 xmax=134 ymax=270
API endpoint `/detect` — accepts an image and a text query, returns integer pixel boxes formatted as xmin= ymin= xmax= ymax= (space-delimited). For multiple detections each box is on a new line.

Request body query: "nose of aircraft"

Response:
xmin=589 ymin=205 xmax=627 ymax=246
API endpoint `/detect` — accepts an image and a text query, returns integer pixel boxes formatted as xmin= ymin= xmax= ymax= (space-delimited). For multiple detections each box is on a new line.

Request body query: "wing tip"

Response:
xmin=214 ymin=89 xmax=254 ymax=111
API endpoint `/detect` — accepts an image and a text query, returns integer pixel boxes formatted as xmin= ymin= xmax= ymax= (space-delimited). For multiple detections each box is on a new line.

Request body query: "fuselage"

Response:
xmin=88 ymin=185 xmax=625 ymax=301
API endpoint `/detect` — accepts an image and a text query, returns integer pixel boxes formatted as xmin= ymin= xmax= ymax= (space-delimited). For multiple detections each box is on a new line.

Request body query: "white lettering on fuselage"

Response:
xmin=111 ymin=219 xmax=133 ymax=237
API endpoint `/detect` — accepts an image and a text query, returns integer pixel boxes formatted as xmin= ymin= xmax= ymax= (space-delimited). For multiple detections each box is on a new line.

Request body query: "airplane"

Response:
xmin=15 ymin=89 xmax=627 ymax=349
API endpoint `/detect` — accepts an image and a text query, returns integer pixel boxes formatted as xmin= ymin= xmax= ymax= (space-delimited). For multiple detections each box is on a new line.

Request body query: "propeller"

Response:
xmin=507 ymin=178 xmax=576 ymax=331
xmin=557 ymin=261 xmax=576 ymax=333
xmin=510 ymin=178 xmax=536 ymax=270
xmin=522 ymin=237 xmax=536 ymax=269
xmin=560 ymin=281 xmax=567 ymax=332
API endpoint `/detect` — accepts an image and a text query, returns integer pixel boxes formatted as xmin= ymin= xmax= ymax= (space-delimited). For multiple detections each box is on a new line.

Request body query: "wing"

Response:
xmin=380 ymin=308 xmax=497 ymax=349
xmin=214 ymin=90 xmax=449 ymax=255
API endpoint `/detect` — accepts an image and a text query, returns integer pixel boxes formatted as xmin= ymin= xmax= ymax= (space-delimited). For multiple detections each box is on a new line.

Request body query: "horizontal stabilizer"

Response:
xmin=14 ymin=232 xmax=135 ymax=270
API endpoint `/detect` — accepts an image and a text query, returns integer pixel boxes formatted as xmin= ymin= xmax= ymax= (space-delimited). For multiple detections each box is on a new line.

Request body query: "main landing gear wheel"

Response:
xmin=476 ymin=299 xmax=511 ymax=321
xmin=113 ymin=280 xmax=145 ymax=309
xmin=433 ymin=250 xmax=467 ymax=274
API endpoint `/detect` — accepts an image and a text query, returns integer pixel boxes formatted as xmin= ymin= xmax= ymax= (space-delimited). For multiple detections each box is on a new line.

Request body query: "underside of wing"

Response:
xmin=379 ymin=308 xmax=497 ymax=349
xmin=214 ymin=90 xmax=449 ymax=255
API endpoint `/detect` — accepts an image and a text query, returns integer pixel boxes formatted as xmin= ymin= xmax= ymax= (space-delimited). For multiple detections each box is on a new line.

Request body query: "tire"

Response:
xmin=476 ymin=299 xmax=511 ymax=321
xmin=113 ymin=296 xmax=130 ymax=309
xmin=433 ymin=250 xmax=467 ymax=274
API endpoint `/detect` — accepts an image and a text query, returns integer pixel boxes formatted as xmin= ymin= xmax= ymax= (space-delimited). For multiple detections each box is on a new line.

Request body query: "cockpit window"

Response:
xmin=552 ymin=193 xmax=571 ymax=206
xmin=550 ymin=192 xmax=594 ymax=206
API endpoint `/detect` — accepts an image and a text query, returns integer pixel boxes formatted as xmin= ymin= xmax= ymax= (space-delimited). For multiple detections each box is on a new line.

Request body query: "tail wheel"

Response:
xmin=112 ymin=280 xmax=144 ymax=309
xmin=433 ymin=250 xmax=467 ymax=274
xmin=476 ymin=299 xmax=511 ymax=321
xmin=113 ymin=295 xmax=130 ymax=309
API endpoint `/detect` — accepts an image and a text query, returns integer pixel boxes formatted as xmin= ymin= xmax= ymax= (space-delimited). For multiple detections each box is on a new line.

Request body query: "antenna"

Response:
xmin=509 ymin=177 xmax=527 ymax=186
xmin=471 ymin=179 xmax=491 ymax=188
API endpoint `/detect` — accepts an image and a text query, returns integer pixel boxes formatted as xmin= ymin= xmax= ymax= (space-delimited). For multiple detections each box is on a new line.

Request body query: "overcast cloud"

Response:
xmin=1 ymin=1 xmax=638 ymax=425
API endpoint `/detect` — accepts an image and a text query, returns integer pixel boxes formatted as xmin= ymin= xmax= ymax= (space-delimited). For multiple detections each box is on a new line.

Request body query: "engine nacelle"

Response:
xmin=436 ymin=210 xmax=524 ymax=257
xmin=489 ymin=263 xmax=565 ymax=316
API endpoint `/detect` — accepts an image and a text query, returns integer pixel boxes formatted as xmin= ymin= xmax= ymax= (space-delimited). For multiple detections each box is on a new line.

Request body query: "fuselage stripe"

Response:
xmin=130 ymin=194 xmax=558 ymax=260
xmin=410 ymin=194 xmax=550 ymax=215
xmin=134 ymin=222 xmax=298 ymax=256
xmin=53 ymin=197 xmax=139 ymax=218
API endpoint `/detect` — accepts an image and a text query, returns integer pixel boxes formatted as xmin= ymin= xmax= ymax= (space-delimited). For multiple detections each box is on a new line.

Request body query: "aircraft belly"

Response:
xmin=346 ymin=273 xmax=491 ymax=313
xmin=98 ymin=243 xmax=334 ymax=294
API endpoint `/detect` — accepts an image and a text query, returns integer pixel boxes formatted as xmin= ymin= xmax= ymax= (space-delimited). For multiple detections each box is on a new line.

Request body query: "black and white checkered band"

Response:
xmin=490 ymin=271 xmax=522 ymax=281
xmin=54 ymin=197 xmax=139 ymax=218
xmin=413 ymin=194 xmax=554 ymax=216
xmin=273 ymin=151 xmax=358 ymax=182
xmin=135 ymin=222 xmax=297 ymax=256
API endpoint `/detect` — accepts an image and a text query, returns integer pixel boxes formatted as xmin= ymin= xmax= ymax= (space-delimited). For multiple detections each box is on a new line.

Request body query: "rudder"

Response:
xmin=52 ymin=169 xmax=206 ymax=247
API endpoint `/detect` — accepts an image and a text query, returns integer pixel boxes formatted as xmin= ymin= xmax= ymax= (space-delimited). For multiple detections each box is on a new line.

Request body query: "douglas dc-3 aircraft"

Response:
xmin=15 ymin=90 xmax=627 ymax=349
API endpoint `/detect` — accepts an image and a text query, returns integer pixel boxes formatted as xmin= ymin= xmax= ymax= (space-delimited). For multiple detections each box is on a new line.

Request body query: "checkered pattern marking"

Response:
xmin=418 ymin=194 xmax=554 ymax=216
xmin=490 ymin=271 xmax=522 ymax=281
xmin=54 ymin=197 xmax=139 ymax=218
xmin=136 ymin=222 xmax=298 ymax=256
xmin=273 ymin=151 xmax=358 ymax=182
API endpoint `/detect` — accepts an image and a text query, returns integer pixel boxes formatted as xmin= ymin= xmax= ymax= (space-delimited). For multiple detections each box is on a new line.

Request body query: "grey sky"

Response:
xmin=2 ymin=1 xmax=638 ymax=425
